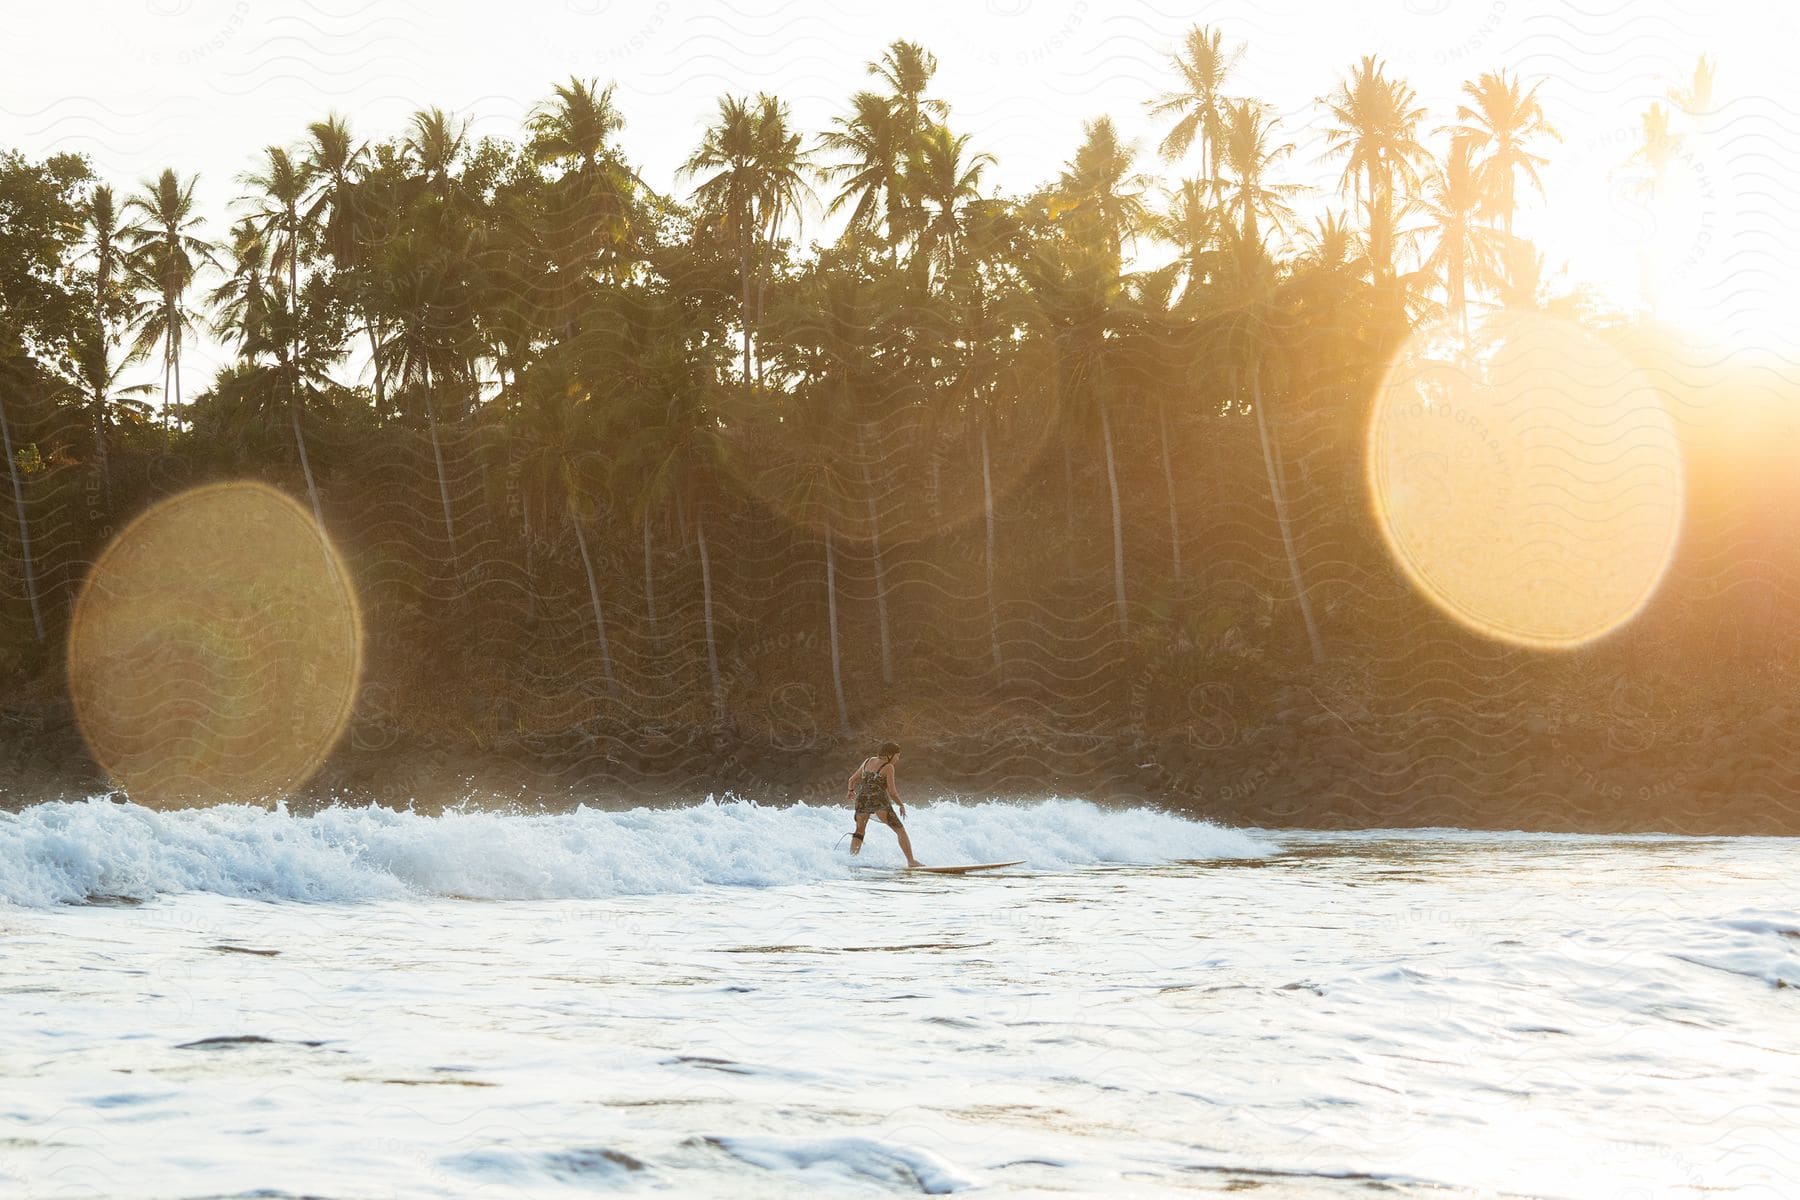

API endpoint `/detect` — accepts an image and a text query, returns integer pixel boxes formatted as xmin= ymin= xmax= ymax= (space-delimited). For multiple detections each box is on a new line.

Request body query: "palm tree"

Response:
xmin=1155 ymin=177 xmax=1224 ymax=310
xmin=1218 ymin=99 xmax=1301 ymax=253
xmin=77 ymin=185 xmax=134 ymax=498
xmin=301 ymin=116 xmax=368 ymax=263
xmin=1321 ymin=56 xmax=1431 ymax=283
xmin=238 ymin=145 xmax=353 ymax=527
xmin=512 ymin=358 xmax=620 ymax=697
xmin=1055 ymin=117 xmax=1150 ymax=263
xmin=817 ymin=90 xmax=906 ymax=251
xmin=870 ymin=39 xmax=944 ymax=139
xmin=868 ymin=39 xmax=946 ymax=253
xmin=1249 ymin=338 xmax=1324 ymax=664
xmin=1210 ymin=235 xmax=1325 ymax=663
xmin=1420 ymin=137 xmax=1506 ymax=336
xmin=912 ymin=123 xmax=995 ymax=286
xmin=68 ymin=330 xmax=152 ymax=502
xmin=210 ymin=218 xmax=272 ymax=343
xmin=1449 ymin=70 xmax=1558 ymax=237
xmin=382 ymin=110 xmax=484 ymax=574
xmin=682 ymin=93 xmax=812 ymax=398
xmin=301 ymin=115 xmax=382 ymax=407
xmin=772 ymin=253 xmax=903 ymax=687
xmin=1297 ymin=210 xmax=1367 ymax=282
xmin=526 ymin=76 xmax=636 ymax=330
xmin=405 ymin=107 xmax=471 ymax=204
xmin=942 ymin=195 xmax=1028 ymax=672
xmin=1119 ymin=265 xmax=1189 ymax=584
xmin=527 ymin=77 xmax=625 ymax=177
xmin=0 ymin=388 xmax=42 ymax=642
xmin=1147 ymin=24 xmax=1243 ymax=197
xmin=122 ymin=168 xmax=217 ymax=423
xmin=592 ymin=287 xmax=671 ymax=640
xmin=238 ymin=146 xmax=312 ymax=427
xmin=1046 ymin=116 xmax=1149 ymax=635
xmin=754 ymin=377 xmax=856 ymax=734
xmin=82 ymin=185 xmax=130 ymax=335
xmin=473 ymin=180 xmax=542 ymax=412
xmin=594 ymin=217 xmax=740 ymax=720
xmin=684 ymin=95 xmax=764 ymax=398
xmin=1291 ymin=208 xmax=1375 ymax=383
xmin=379 ymin=228 xmax=470 ymax=573
xmin=209 ymin=218 xmax=338 ymax=526
xmin=1668 ymin=54 xmax=1717 ymax=118
xmin=621 ymin=341 xmax=730 ymax=719
xmin=1628 ymin=102 xmax=1680 ymax=199
xmin=748 ymin=94 xmax=813 ymax=388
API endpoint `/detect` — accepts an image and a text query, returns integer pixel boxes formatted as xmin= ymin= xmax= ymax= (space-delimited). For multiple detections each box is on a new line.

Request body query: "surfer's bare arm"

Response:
xmin=886 ymin=768 xmax=905 ymax=813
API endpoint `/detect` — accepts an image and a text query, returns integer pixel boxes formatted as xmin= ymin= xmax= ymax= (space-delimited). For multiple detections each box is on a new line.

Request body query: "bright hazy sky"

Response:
xmin=4 ymin=0 xmax=1797 ymax=397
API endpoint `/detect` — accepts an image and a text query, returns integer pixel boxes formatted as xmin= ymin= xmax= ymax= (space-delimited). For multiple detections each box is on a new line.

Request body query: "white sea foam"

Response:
xmin=708 ymin=1134 xmax=980 ymax=1193
xmin=1672 ymin=910 xmax=1800 ymax=988
xmin=3 ymin=830 xmax=1795 ymax=1197
xmin=0 ymin=795 xmax=1272 ymax=908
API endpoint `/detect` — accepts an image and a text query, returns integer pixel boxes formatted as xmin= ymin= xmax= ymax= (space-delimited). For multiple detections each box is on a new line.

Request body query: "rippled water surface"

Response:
xmin=2 ymin=800 xmax=1796 ymax=1197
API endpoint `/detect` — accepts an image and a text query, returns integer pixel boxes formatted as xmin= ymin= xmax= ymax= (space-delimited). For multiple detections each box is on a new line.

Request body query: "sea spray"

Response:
xmin=0 ymin=796 xmax=1272 ymax=907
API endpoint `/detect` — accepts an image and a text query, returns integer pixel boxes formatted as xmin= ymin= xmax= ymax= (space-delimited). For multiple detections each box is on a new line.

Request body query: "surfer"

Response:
xmin=846 ymin=741 xmax=922 ymax=867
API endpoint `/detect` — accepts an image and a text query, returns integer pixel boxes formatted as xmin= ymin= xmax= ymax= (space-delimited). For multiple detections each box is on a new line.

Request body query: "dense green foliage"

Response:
xmin=7 ymin=36 xmax=1784 ymax=828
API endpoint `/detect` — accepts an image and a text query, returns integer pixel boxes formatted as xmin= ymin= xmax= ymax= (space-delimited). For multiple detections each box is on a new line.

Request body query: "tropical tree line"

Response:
xmin=0 ymin=31 xmax=1706 ymax=737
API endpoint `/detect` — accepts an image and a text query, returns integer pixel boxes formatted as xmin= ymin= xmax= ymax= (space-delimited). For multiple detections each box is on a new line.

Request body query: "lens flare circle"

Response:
xmin=1366 ymin=311 xmax=1684 ymax=649
xmin=67 ymin=481 xmax=362 ymax=808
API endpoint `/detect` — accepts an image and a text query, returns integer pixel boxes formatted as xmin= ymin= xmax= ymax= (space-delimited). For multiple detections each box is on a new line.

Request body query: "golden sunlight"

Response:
xmin=66 ymin=482 xmax=362 ymax=808
xmin=1366 ymin=311 xmax=1685 ymax=649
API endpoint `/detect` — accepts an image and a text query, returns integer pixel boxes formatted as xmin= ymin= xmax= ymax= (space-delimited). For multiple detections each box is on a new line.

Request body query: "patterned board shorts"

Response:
xmin=854 ymin=785 xmax=895 ymax=819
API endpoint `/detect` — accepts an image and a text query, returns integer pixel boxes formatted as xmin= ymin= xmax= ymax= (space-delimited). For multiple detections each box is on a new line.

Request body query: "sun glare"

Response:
xmin=66 ymin=482 xmax=363 ymax=808
xmin=1366 ymin=311 xmax=1686 ymax=650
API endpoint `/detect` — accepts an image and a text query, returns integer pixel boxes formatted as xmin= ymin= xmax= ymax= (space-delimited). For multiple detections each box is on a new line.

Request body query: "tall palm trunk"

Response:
xmin=365 ymin=321 xmax=386 ymax=419
xmin=1250 ymin=358 xmax=1324 ymax=663
xmin=161 ymin=321 xmax=174 ymax=429
xmin=91 ymin=408 xmax=112 ymax=509
xmin=642 ymin=506 xmax=658 ymax=634
xmin=1158 ymin=394 xmax=1182 ymax=583
xmin=697 ymin=507 xmax=724 ymax=723
xmin=522 ymin=495 xmax=539 ymax=623
xmin=981 ymin=413 xmax=1001 ymax=672
xmin=1062 ymin=437 xmax=1076 ymax=544
xmin=755 ymin=270 xmax=769 ymax=393
xmin=1098 ymin=397 xmax=1128 ymax=635
xmin=571 ymin=513 xmax=619 ymax=697
xmin=287 ymin=222 xmax=300 ymax=424
xmin=824 ymin=510 xmax=850 ymax=733
xmin=859 ymin=427 xmax=893 ymax=685
xmin=1451 ymin=251 xmax=1468 ymax=339
xmin=739 ymin=233 xmax=754 ymax=397
xmin=0 ymin=395 xmax=44 ymax=642
xmin=289 ymin=400 xmax=324 ymax=532
xmin=422 ymin=362 xmax=460 ymax=573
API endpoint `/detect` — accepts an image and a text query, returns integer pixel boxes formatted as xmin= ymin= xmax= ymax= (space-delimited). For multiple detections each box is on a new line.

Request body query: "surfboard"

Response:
xmin=907 ymin=861 xmax=1025 ymax=875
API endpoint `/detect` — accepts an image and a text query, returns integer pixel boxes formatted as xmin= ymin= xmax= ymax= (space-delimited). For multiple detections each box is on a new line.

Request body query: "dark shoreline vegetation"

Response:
xmin=3 ymin=35 xmax=1796 ymax=833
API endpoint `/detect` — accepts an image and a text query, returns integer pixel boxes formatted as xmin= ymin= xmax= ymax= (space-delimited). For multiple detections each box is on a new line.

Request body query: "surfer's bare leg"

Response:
xmin=881 ymin=810 xmax=922 ymax=867
xmin=850 ymin=814 xmax=870 ymax=855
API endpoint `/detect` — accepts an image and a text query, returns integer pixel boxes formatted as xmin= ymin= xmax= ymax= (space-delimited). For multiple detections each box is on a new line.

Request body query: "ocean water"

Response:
xmin=1 ymin=797 xmax=1795 ymax=1198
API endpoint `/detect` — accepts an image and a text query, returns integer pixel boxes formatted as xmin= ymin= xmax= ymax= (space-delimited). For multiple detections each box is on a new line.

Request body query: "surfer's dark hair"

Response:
xmin=877 ymin=741 xmax=901 ymax=758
